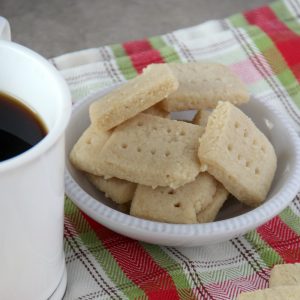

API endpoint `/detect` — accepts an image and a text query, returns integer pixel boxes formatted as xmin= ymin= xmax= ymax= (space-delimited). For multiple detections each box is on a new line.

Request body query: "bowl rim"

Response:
xmin=65 ymin=86 xmax=300 ymax=239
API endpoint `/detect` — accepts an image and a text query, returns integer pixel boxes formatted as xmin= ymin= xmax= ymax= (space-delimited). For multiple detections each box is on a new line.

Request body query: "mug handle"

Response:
xmin=0 ymin=17 xmax=11 ymax=41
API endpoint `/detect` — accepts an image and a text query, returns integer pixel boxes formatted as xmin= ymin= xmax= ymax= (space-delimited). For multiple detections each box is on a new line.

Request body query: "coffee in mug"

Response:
xmin=0 ymin=92 xmax=47 ymax=161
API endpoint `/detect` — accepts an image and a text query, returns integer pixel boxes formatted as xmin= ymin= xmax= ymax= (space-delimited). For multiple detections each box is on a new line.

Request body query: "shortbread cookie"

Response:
xmin=160 ymin=62 xmax=249 ymax=112
xmin=89 ymin=64 xmax=178 ymax=130
xmin=197 ymin=183 xmax=228 ymax=223
xmin=237 ymin=286 xmax=300 ymax=300
xmin=130 ymin=173 xmax=218 ymax=224
xmin=193 ymin=109 xmax=211 ymax=127
xmin=269 ymin=263 xmax=300 ymax=287
xmin=144 ymin=104 xmax=170 ymax=118
xmin=98 ymin=113 xmax=203 ymax=188
xmin=198 ymin=101 xmax=277 ymax=206
xmin=87 ymin=174 xmax=136 ymax=204
xmin=69 ymin=125 xmax=111 ymax=175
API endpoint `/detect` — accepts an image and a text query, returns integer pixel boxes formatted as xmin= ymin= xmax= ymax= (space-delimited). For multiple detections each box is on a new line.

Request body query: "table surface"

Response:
xmin=2 ymin=0 xmax=272 ymax=59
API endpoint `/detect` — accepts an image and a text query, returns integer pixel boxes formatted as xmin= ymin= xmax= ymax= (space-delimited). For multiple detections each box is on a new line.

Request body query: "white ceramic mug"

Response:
xmin=0 ymin=17 xmax=71 ymax=299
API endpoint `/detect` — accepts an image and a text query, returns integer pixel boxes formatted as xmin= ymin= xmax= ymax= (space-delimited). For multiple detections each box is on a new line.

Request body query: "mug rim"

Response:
xmin=0 ymin=40 xmax=72 ymax=172
xmin=0 ymin=16 xmax=11 ymax=41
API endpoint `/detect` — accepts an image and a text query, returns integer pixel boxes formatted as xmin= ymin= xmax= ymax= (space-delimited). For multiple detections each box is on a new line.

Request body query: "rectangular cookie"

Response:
xmin=130 ymin=173 xmax=218 ymax=224
xmin=269 ymin=263 xmax=300 ymax=287
xmin=197 ymin=183 xmax=228 ymax=223
xmin=160 ymin=62 xmax=249 ymax=112
xmin=89 ymin=63 xmax=178 ymax=131
xmin=69 ymin=124 xmax=111 ymax=176
xmin=193 ymin=109 xmax=211 ymax=127
xmin=143 ymin=103 xmax=170 ymax=118
xmin=98 ymin=113 xmax=203 ymax=188
xmin=87 ymin=174 xmax=136 ymax=204
xmin=198 ymin=101 xmax=277 ymax=207
xmin=237 ymin=286 xmax=300 ymax=300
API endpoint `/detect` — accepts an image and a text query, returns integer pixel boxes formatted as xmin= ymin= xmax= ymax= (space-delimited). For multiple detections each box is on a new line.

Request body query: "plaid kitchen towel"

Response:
xmin=52 ymin=1 xmax=300 ymax=299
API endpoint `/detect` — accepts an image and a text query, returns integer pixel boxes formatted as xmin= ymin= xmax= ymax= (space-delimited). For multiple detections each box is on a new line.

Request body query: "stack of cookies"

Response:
xmin=70 ymin=62 xmax=277 ymax=224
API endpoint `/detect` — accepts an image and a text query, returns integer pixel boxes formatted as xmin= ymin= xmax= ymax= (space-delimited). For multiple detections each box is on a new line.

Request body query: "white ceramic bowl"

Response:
xmin=65 ymin=86 xmax=300 ymax=247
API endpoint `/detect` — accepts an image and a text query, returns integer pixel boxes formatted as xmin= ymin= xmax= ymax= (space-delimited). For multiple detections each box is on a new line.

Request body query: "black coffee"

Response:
xmin=0 ymin=92 xmax=47 ymax=162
